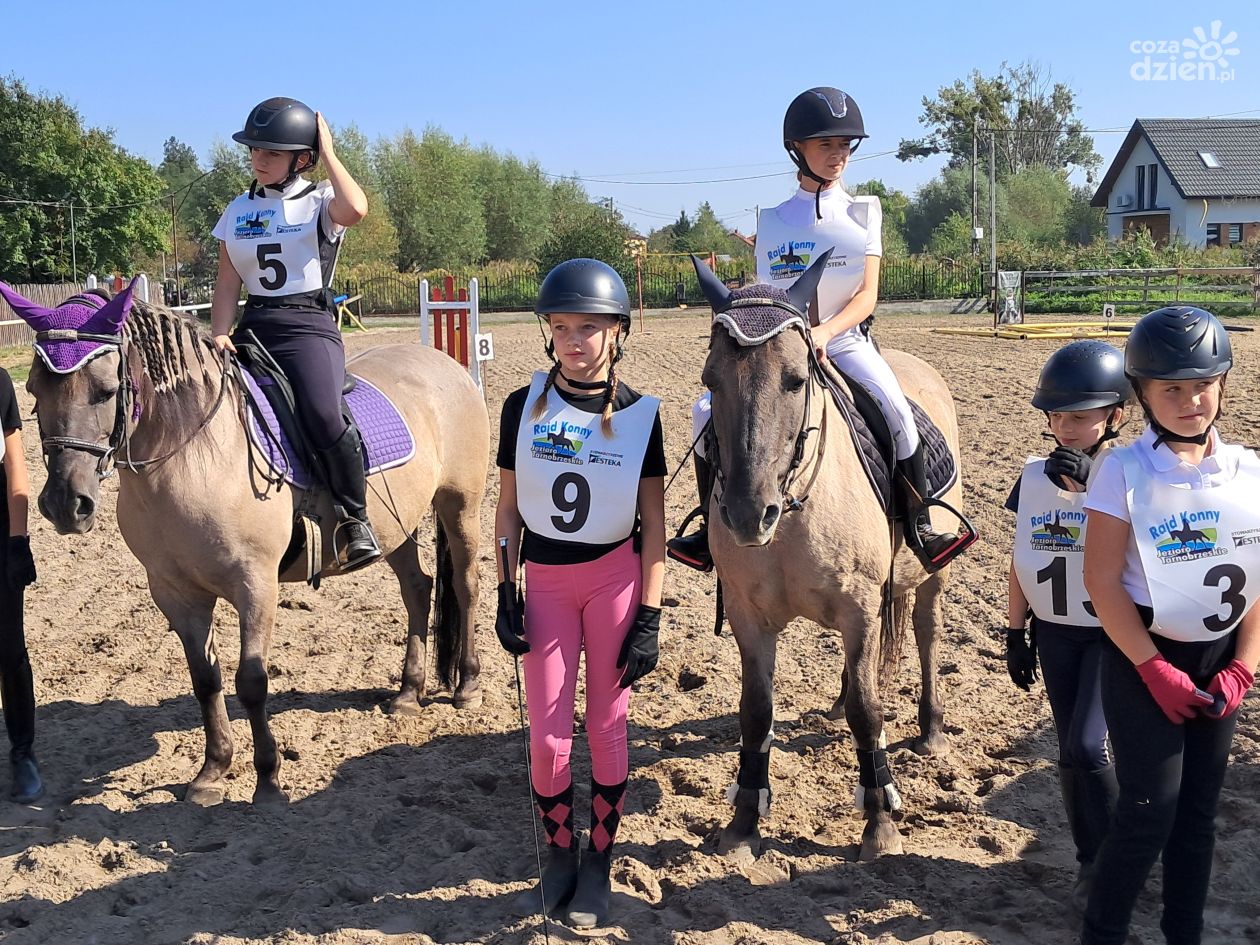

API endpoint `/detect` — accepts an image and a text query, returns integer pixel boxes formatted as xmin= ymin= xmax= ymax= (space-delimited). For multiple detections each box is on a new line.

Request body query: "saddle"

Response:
xmin=815 ymin=359 xmax=957 ymax=518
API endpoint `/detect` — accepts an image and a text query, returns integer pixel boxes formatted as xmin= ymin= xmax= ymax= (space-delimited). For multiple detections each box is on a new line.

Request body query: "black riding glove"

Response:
xmin=618 ymin=605 xmax=661 ymax=688
xmin=6 ymin=536 xmax=36 ymax=591
xmin=1045 ymin=446 xmax=1093 ymax=489
xmin=495 ymin=581 xmax=529 ymax=655
xmin=1005 ymin=626 xmax=1038 ymax=692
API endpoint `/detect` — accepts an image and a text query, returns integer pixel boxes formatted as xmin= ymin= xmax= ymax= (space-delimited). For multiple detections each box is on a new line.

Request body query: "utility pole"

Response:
xmin=971 ymin=115 xmax=979 ymax=258
xmin=170 ymin=194 xmax=181 ymax=306
xmin=69 ymin=201 xmax=78 ymax=282
xmin=989 ymin=131 xmax=998 ymax=316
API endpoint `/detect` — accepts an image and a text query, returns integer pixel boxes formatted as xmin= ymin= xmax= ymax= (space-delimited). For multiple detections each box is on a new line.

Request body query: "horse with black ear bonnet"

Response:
xmin=691 ymin=254 xmax=969 ymax=860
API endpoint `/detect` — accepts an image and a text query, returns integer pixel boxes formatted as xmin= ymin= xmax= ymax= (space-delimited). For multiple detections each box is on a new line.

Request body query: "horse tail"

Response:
xmin=878 ymin=590 xmax=913 ymax=686
xmin=432 ymin=515 xmax=462 ymax=692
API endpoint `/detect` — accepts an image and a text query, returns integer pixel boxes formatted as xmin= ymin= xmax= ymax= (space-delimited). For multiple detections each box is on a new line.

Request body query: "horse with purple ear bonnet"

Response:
xmin=1 ymin=278 xmax=491 ymax=806
xmin=689 ymin=254 xmax=970 ymax=860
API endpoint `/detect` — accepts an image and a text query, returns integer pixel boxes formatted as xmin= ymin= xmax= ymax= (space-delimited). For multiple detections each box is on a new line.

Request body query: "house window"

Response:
xmin=1229 ymin=223 xmax=1243 ymax=244
xmin=1207 ymin=224 xmax=1221 ymax=246
xmin=1199 ymin=151 xmax=1221 ymax=168
xmin=1136 ymin=165 xmax=1146 ymax=210
xmin=1148 ymin=164 xmax=1158 ymax=208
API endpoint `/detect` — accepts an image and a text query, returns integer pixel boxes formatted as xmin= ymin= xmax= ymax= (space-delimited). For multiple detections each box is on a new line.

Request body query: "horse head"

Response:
xmin=693 ymin=251 xmax=831 ymax=546
xmin=0 ymin=279 xmax=136 ymax=533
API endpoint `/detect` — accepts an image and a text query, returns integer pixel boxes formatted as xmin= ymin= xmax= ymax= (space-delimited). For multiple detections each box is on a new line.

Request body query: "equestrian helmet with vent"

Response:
xmin=1032 ymin=340 xmax=1131 ymax=412
xmin=535 ymin=259 xmax=631 ymax=333
xmin=783 ymin=88 xmax=868 ymax=153
xmin=233 ymin=97 xmax=319 ymax=161
xmin=1124 ymin=306 xmax=1232 ymax=380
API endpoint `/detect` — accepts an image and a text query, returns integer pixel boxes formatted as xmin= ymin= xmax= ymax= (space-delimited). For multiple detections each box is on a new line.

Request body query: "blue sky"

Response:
xmin=4 ymin=1 xmax=1256 ymax=236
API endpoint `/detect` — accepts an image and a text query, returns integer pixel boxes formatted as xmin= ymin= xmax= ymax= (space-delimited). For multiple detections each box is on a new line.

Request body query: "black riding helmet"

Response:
xmin=535 ymin=259 xmax=632 ymax=367
xmin=1124 ymin=305 xmax=1232 ymax=380
xmin=1032 ymin=340 xmax=1130 ymax=412
xmin=783 ymin=88 xmax=868 ymax=219
xmin=234 ymin=97 xmax=319 ymax=191
xmin=1125 ymin=306 xmax=1231 ymax=445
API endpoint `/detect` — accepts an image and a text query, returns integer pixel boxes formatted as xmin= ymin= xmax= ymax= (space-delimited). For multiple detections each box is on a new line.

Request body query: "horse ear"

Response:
xmin=86 ymin=276 xmax=139 ymax=335
xmin=0 ymin=281 xmax=58 ymax=331
xmin=691 ymin=254 xmax=732 ymax=312
xmin=785 ymin=247 xmax=834 ymax=314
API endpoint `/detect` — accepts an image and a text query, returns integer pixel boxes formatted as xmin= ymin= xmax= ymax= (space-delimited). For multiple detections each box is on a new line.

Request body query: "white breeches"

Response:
xmin=690 ymin=335 xmax=920 ymax=462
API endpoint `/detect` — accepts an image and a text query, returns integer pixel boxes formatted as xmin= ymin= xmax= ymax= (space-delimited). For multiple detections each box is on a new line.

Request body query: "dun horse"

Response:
xmin=2 ymin=281 xmax=489 ymax=805
xmin=693 ymin=256 xmax=962 ymax=860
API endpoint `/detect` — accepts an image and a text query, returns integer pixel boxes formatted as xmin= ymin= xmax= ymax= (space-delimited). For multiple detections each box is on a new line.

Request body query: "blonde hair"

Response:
xmin=530 ymin=323 xmax=622 ymax=437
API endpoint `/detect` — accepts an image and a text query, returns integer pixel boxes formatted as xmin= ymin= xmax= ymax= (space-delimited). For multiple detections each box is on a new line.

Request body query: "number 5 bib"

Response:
xmin=219 ymin=183 xmax=330 ymax=297
xmin=1013 ymin=457 xmax=1099 ymax=627
xmin=515 ymin=371 xmax=659 ymax=545
xmin=1121 ymin=449 xmax=1260 ymax=642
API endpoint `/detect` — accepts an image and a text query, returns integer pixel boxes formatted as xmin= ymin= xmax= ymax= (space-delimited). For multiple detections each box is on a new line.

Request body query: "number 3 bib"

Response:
xmin=1121 ymin=449 xmax=1260 ymax=641
xmin=515 ymin=371 xmax=658 ymax=545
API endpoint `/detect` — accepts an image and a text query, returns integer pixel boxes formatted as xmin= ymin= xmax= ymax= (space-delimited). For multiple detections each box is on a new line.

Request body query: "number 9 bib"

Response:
xmin=515 ymin=371 xmax=658 ymax=545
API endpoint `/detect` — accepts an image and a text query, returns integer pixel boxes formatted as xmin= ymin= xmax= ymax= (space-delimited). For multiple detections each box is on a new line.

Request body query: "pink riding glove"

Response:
xmin=1205 ymin=659 xmax=1255 ymax=719
xmin=1135 ymin=654 xmax=1214 ymax=724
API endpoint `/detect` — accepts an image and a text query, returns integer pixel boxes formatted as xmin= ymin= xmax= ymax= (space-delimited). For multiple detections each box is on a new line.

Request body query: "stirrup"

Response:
xmin=333 ymin=518 xmax=382 ymax=574
xmin=906 ymin=497 xmax=977 ymax=574
xmin=667 ymin=507 xmax=713 ymax=573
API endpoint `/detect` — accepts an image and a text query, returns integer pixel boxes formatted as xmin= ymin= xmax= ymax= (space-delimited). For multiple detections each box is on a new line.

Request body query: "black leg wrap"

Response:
xmin=857 ymin=748 xmax=893 ymax=789
xmin=737 ymin=748 xmax=771 ymax=791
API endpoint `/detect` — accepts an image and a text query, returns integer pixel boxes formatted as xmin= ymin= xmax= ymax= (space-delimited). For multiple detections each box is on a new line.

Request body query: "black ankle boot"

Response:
xmin=513 ymin=841 xmax=580 ymax=916
xmin=567 ymin=846 xmax=613 ymax=929
xmin=316 ymin=424 xmax=382 ymax=573
xmin=667 ymin=455 xmax=713 ymax=572
xmin=2 ymin=659 xmax=44 ymax=803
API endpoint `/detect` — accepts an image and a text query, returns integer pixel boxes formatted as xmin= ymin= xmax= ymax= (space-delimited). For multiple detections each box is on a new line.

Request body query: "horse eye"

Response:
xmin=783 ymin=374 xmax=807 ymax=393
xmin=90 ymin=388 xmax=118 ymax=406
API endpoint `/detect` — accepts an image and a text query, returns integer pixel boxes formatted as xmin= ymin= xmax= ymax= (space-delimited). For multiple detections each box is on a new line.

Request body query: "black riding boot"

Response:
xmin=567 ymin=778 xmax=624 ymax=929
xmin=2 ymin=658 xmax=44 ymax=803
xmin=514 ymin=783 xmax=580 ymax=916
xmin=316 ymin=423 xmax=382 ymax=573
xmin=897 ymin=443 xmax=966 ymax=571
xmin=1060 ymin=762 xmax=1118 ymax=913
xmin=666 ymin=455 xmax=713 ymax=572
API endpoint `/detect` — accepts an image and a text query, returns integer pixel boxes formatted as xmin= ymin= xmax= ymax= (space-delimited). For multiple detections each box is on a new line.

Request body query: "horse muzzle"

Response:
xmin=38 ymin=470 xmax=99 ymax=534
xmin=719 ymin=498 xmax=782 ymax=547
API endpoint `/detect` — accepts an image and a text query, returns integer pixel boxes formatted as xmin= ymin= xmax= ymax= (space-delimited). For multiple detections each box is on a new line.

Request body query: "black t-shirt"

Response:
xmin=1004 ymin=477 xmax=1021 ymax=514
xmin=0 ymin=368 xmax=22 ymax=534
xmin=498 ymin=377 xmax=667 ymax=565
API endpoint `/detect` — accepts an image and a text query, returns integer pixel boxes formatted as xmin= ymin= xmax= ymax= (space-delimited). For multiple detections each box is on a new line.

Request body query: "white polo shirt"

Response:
xmin=1084 ymin=425 xmax=1246 ymax=607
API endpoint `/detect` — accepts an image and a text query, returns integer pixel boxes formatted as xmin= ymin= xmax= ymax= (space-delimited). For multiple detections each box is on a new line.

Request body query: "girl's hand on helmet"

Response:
xmin=315 ymin=112 xmax=335 ymax=158
xmin=213 ymin=334 xmax=237 ymax=354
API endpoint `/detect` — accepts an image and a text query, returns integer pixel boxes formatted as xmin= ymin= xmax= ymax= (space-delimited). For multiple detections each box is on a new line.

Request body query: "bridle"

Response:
xmin=33 ymin=328 xmax=233 ymax=481
xmin=706 ymin=310 xmax=827 ymax=517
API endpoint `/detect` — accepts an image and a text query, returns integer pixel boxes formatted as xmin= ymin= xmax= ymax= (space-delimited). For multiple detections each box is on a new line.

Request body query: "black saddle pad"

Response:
xmin=817 ymin=362 xmax=957 ymax=517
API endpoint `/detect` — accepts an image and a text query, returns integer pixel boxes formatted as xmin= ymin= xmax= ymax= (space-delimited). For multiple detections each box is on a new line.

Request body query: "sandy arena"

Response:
xmin=1 ymin=311 xmax=1256 ymax=945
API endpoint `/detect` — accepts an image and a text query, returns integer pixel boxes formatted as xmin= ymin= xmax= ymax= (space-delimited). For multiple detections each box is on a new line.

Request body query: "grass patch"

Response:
xmin=0 ymin=346 xmax=31 ymax=384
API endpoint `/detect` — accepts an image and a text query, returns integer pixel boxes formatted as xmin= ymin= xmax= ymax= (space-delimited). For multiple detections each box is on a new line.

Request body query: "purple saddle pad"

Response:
xmin=241 ymin=370 xmax=415 ymax=489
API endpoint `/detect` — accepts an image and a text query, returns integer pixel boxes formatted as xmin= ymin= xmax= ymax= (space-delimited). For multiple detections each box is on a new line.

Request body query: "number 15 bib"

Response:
xmin=515 ymin=372 xmax=658 ymax=544
xmin=1121 ymin=449 xmax=1260 ymax=642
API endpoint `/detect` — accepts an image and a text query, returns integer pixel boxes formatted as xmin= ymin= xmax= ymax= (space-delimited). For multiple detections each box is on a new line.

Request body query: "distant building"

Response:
xmin=1092 ymin=119 xmax=1260 ymax=247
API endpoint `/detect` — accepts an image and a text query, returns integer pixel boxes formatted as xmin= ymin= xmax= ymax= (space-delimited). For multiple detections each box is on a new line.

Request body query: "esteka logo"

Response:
xmin=1130 ymin=21 xmax=1240 ymax=83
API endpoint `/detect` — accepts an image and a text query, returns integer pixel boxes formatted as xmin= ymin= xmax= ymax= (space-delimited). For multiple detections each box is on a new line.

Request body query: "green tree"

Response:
xmin=309 ymin=124 xmax=398 ymax=271
xmin=903 ymin=166 xmax=979 ymax=253
xmin=898 ymin=61 xmax=1100 ymax=180
xmin=1064 ymin=184 xmax=1105 ymax=245
xmin=1000 ymin=167 xmax=1070 ymax=245
xmin=376 ymin=127 xmax=485 ymax=269
xmin=537 ymin=204 xmax=635 ymax=289
xmin=474 ymin=148 xmax=552 ymax=261
xmin=0 ymin=76 xmax=166 ymax=281
xmin=179 ymin=142 xmax=252 ymax=282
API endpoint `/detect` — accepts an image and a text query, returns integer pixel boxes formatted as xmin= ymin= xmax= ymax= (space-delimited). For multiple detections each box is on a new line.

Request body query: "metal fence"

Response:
xmin=1022 ymin=267 xmax=1260 ymax=315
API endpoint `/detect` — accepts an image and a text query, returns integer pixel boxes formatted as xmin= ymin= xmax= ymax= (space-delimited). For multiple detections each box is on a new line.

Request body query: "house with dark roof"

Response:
xmin=1091 ymin=119 xmax=1260 ymax=247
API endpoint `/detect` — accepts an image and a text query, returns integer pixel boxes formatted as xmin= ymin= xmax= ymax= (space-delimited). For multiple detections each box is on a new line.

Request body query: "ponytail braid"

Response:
xmin=530 ymin=362 xmax=562 ymax=421
xmin=600 ymin=365 xmax=618 ymax=437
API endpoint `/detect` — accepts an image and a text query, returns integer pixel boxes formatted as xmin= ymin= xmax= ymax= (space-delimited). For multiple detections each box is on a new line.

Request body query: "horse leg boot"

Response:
xmin=514 ymin=783 xmax=579 ymax=916
xmin=666 ymin=455 xmax=713 ymax=572
xmin=568 ymin=778 xmax=625 ymax=929
xmin=1060 ymin=762 xmax=1118 ymax=913
xmin=317 ymin=421 xmax=382 ymax=573
xmin=1 ymin=658 xmax=44 ymax=803
xmin=897 ymin=443 xmax=969 ymax=572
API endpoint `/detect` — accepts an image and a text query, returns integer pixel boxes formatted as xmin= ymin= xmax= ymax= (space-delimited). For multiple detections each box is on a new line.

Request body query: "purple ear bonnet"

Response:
xmin=0 ymin=279 xmax=136 ymax=373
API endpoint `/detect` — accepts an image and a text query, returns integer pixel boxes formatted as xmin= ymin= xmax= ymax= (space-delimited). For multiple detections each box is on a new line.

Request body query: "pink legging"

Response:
xmin=523 ymin=539 xmax=641 ymax=795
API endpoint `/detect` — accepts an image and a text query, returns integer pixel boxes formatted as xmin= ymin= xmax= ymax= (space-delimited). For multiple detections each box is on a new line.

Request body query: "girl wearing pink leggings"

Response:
xmin=494 ymin=258 xmax=666 ymax=929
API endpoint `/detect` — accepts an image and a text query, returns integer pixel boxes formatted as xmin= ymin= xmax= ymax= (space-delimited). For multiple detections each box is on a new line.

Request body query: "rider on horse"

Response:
xmin=210 ymin=97 xmax=380 ymax=572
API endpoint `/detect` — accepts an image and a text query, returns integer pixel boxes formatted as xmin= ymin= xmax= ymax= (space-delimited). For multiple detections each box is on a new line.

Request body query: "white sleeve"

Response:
xmin=1083 ymin=452 xmax=1130 ymax=523
xmin=317 ymin=183 xmax=346 ymax=244
xmin=863 ymin=197 xmax=883 ymax=258
xmin=211 ymin=205 xmax=232 ymax=243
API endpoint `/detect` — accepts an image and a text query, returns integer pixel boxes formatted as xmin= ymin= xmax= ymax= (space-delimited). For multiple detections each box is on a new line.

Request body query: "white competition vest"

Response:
xmin=220 ymin=183 xmax=330 ymax=297
xmin=515 ymin=372 xmax=659 ymax=545
xmin=1013 ymin=457 xmax=1100 ymax=627
xmin=1120 ymin=447 xmax=1260 ymax=642
xmin=755 ymin=196 xmax=875 ymax=338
